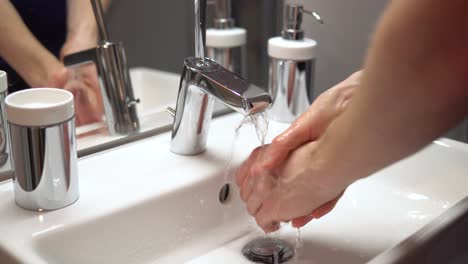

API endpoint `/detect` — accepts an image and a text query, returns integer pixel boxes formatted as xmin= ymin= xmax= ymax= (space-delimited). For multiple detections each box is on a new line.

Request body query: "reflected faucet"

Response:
xmin=63 ymin=0 xmax=140 ymax=135
xmin=169 ymin=0 xmax=271 ymax=155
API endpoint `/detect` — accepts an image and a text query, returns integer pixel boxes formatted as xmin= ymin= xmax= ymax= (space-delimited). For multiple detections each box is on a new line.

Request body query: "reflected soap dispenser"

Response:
xmin=267 ymin=4 xmax=323 ymax=123
xmin=206 ymin=0 xmax=247 ymax=77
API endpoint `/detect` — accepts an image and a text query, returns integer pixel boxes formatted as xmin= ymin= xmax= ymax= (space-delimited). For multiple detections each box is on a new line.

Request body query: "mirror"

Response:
xmin=0 ymin=0 xmax=280 ymax=180
xmin=73 ymin=0 xmax=281 ymax=156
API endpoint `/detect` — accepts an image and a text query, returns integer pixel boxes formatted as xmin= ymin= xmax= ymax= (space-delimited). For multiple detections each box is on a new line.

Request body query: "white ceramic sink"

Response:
xmin=1 ymin=113 xmax=468 ymax=264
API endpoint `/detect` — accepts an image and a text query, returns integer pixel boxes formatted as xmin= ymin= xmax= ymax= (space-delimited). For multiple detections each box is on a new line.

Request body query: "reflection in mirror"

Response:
xmin=0 ymin=1 xmax=281 ymax=182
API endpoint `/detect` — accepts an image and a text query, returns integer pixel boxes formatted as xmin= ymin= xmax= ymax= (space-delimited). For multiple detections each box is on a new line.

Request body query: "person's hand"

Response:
xmin=264 ymin=71 xmax=361 ymax=168
xmin=53 ymin=34 xmax=104 ymax=126
xmin=236 ymin=140 xmax=348 ymax=233
xmin=64 ymin=64 xmax=105 ymax=126
xmin=236 ymin=71 xmax=361 ymax=232
xmin=47 ymin=64 xmax=104 ymax=126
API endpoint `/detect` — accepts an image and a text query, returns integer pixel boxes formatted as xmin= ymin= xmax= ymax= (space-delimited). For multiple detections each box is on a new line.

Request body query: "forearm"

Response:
xmin=0 ymin=0 xmax=62 ymax=87
xmin=65 ymin=0 xmax=111 ymax=44
xmin=317 ymin=0 xmax=468 ymax=186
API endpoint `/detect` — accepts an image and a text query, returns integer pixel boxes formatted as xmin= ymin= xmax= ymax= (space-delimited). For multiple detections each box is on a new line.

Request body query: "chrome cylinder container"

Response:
xmin=10 ymin=119 xmax=79 ymax=210
xmin=207 ymin=45 xmax=246 ymax=77
xmin=267 ymin=58 xmax=315 ymax=123
xmin=6 ymin=88 xmax=79 ymax=211
xmin=0 ymin=91 xmax=11 ymax=170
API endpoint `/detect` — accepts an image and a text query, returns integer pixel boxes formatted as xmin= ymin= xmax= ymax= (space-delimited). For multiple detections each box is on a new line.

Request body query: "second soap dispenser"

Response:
xmin=206 ymin=0 xmax=247 ymax=77
xmin=267 ymin=4 xmax=322 ymax=123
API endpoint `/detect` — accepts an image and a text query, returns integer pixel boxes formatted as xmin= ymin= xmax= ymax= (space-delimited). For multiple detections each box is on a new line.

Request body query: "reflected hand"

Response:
xmin=64 ymin=64 xmax=105 ymax=126
xmin=236 ymin=71 xmax=361 ymax=232
xmin=48 ymin=65 xmax=104 ymax=126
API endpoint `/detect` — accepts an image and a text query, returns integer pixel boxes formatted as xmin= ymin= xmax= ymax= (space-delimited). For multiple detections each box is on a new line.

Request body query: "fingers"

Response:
xmin=236 ymin=146 xmax=263 ymax=188
xmin=291 ymin=215 xmax=314 ymax=228
xmin=291 ymin=190 xmax=345 ymax=228
xmin=310 ymin=191 xmax=344 ymax=219
xmin=245 ymin=172 xmax=275 ymax=215
xmin=255 ymin=194 xmax=283 ymax=233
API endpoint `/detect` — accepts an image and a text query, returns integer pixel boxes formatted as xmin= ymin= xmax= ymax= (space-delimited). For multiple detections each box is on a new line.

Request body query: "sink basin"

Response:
xmin=1 ymin=113 xmax=467 ymax=263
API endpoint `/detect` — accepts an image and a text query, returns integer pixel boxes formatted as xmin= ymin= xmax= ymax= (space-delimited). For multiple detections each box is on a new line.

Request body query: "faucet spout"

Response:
xmin=185 ymin=57 xmax=271 ymax=114
xmin=170 ymin=57 xmax=271 ymax=155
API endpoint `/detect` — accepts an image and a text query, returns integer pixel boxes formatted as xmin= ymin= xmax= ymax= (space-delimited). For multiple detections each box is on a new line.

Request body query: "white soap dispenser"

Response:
xmin=267 ymin=4 xmax=323 ymax=123
xmin=206 ymin=0 xmax=247 ymax=77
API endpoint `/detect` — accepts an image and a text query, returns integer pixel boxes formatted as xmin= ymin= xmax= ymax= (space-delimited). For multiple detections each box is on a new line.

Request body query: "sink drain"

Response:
xmin=242 ymin=237 xmax=294 ymax=264
xmin=219 ymin=183 xmax=230 ymax=204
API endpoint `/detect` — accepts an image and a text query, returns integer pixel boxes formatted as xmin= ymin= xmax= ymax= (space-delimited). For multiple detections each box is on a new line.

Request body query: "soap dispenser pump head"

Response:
xmin=282 ymin=4 xmax=323 ymax=40
xmin=208 ymin=0 xmax=234 ymax=29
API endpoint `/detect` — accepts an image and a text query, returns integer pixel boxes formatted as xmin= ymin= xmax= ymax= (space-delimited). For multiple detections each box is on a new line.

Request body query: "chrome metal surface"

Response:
xmin=10 ymin=118 xmax=79 ymax=211
xmin=90 ymin=0 xmax=109 ymax=42
xmin=0 ymin=91 xmax=12 ymax=173
xmin=213 ymin=0 xmax=234 ymax=29
xmin=195 ymin=0 xmax=207 ymax=59
xmin=267 ymin=58 xmax=314 ymax=123
xmin=170 ymin=57 xmax=271 ymax=155
xmin=282 ymin=4 xmax=323 ymax=40
xmin=207 ymin=45 xmax=245 ymax=77
xmin=64 ymin=42 xmax=140 ymax=135
xmin=206 ymin=0 xmax=245 ymax=77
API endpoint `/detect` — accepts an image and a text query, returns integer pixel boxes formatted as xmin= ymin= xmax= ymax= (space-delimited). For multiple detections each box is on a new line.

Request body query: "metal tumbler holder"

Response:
xmin=6 ymin=88 xmax=79 ymax=211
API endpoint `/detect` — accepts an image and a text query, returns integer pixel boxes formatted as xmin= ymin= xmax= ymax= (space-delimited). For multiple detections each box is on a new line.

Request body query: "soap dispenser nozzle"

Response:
xmin=282 ymin=4 xmax=323 ymax=40
xmin=207 ymin=0 xmax=234 ymax=28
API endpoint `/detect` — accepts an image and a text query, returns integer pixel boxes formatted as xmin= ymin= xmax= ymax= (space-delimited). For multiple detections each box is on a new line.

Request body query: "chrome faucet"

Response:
xmin=169 ymin=0 xmax=271 ymax=155
xmin=64 ymin=0 xmax=140 ymax=135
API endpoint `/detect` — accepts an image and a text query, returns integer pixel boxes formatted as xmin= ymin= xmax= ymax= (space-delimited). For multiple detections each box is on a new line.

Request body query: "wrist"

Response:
xmin=310 ymin=128 xmax=365 ymax=189
xmin=66 ymin=23 xmax=98 ymax=45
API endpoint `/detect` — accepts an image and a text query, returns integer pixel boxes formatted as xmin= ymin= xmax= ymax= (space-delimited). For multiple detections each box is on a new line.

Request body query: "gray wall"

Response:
xmin=105 ymin=0 xmax=387 ymax=93
xmin=106 ymin=1 xmax=193 ymax=73
xmin=301 ymin=0 xmax=386 ymax=95
xmin=105 ymin=0 xmax=467 ymax=143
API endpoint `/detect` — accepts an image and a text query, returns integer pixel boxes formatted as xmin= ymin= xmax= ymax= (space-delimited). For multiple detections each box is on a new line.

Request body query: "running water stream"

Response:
xmin=223 ymin=113 xmax=306 ymax=263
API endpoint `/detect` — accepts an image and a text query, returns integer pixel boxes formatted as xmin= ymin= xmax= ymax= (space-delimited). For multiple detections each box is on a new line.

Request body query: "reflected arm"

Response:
xmin=0 ymin=0 xmax=63 ymax=87
xmin=61 ymin=0 xmax=112 ymax=59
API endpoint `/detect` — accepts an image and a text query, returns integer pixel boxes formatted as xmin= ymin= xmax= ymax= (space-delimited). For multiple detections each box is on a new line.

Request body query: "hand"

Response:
xmin=54 ymin=34 xmax=104 ymax=126
xmin=264 ymin=71 xmax=361 ymax=168
xmin=236 ymin=141 xmax=347 ymax=233
xmin=47 ymin=64 xmax=104 ymax=126
xmin=64 ymin=64 xmax=105 ymax=126
xmin=236 ymin=71 xmax=361 ymax=232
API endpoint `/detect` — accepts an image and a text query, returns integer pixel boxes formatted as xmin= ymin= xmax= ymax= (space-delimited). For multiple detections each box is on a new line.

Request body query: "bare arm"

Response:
xmin=0 ymin=0 xmax=63 ymax=87
xmin=61 ymin=0 xmax=112 ymax=58
xmin=321 ymin=0 xmax=468 ymax=188
xmin=237 ymin=0 xmax=468 ymax=232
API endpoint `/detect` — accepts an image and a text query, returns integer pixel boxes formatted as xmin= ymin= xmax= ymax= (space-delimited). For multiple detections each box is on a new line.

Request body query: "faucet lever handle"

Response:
xmin=166 ymin=107 xmax=176 ymax=118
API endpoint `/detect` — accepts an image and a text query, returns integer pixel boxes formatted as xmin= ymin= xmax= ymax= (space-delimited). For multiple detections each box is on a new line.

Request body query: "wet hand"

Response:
xmin=236 ymin=140 xmax=347 ymax=233
xmin=263 ymin=71 xmax=360 ymax=169
xmin=236 ymin=71 xmax=361 ymax=232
